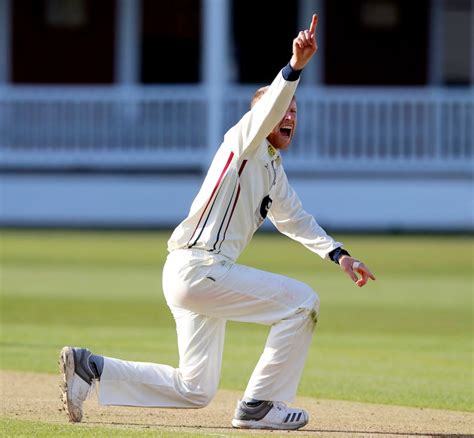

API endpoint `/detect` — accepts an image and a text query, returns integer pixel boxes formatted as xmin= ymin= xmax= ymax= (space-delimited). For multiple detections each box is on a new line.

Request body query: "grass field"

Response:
xmin=1 ymin=230 xmax=473 ymax=434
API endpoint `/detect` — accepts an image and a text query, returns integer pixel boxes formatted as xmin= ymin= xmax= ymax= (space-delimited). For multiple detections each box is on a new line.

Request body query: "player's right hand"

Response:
xmin=290 ymin=14 xmax=318 ymax=71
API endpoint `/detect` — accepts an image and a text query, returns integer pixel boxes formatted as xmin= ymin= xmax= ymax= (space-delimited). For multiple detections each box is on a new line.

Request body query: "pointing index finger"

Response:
xmin=309 ymin=14 xmax=318 ymax=34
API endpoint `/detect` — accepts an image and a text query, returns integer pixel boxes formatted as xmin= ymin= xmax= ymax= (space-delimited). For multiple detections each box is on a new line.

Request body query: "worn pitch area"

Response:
xmin=0 ymin=370 xmax=472 ymax=437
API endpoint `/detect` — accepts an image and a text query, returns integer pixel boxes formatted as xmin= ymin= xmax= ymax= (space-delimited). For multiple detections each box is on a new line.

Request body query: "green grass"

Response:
xmin=1 ymin=230 xmax=473 ymax=415
xmin=0 ymin=417 xmax=214 ymax=437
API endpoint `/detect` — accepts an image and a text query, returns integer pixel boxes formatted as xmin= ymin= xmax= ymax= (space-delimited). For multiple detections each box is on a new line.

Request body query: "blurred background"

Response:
xmin=0 ymin=0 xmax=472 ymax=231
xmin=0 ymin=2 xmax=473 ymax=421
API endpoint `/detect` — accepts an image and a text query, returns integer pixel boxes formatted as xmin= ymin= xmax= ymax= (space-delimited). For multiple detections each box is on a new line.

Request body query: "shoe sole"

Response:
xmin=231 ymin=418 xmax=308 ymax=430
xmin=59 ymin=346 xmax=82 ymax=423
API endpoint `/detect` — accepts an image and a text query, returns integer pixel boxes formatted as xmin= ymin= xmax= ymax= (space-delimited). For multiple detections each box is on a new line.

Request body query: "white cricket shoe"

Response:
xmin=59 ymin=346 xmax=95 ymax=422
xmin=232 ymin=400 xmax=309 ymax=430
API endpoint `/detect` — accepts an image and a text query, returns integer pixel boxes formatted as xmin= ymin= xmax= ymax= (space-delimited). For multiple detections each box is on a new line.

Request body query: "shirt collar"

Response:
xmin=266 ymin=142 xmax=281 ymax=163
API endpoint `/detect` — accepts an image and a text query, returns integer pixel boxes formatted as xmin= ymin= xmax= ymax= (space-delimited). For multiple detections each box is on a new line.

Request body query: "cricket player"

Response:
xmin=60 ymin=14 xmax=375 ymax=430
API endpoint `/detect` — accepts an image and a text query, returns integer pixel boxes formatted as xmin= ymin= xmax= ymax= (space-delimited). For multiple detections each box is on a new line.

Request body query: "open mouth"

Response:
xmin=279 ymin=127 xmax=292 ymax=138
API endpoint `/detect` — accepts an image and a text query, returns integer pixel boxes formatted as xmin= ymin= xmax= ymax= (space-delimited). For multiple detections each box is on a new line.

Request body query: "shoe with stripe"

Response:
xmin=231 ymin=400 xmax=309 ymax=430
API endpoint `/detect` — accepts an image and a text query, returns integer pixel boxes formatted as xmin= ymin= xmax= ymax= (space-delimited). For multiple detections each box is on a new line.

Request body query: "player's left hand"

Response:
xmin=339 ymin=256 xmax=376 ymax=287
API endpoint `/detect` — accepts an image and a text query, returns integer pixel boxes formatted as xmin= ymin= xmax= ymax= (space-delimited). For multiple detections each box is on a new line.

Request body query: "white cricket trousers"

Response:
xmin=98 ymin=248 xmax=319 ymax=407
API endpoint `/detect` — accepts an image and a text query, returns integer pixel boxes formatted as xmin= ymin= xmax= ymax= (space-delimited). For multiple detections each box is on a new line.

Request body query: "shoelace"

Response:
xmin=273 ymin=401 xmax=288 ymax=411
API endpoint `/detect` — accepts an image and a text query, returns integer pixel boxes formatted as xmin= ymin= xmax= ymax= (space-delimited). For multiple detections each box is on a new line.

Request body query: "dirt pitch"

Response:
xmin=1 ymin=370 xmax=472 ymax=437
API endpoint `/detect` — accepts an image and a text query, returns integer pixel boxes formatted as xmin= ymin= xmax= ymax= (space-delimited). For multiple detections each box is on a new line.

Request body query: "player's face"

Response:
xmin=267 ymin=98 xmax=297 ymax=150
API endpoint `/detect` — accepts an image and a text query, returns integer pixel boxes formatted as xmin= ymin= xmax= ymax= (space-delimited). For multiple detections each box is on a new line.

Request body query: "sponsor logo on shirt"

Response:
xmin=268 ymin=144 xmax=277 ymax=158
xmin=259 ymin=195 xmax=273 ymax=219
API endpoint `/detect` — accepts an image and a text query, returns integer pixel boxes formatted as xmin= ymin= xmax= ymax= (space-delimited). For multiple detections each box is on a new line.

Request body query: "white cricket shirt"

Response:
xmin=168 ymin=66 xmax=342 ymax=262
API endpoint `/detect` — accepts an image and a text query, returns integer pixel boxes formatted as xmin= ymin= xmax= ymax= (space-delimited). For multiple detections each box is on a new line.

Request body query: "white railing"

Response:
xmin=0 ymin=86 xmax=207 ymax=170
xmin=226 ymin=86 xmax=474 ymax=174
xmin=0 ymin=85 xmax=472 ymax=174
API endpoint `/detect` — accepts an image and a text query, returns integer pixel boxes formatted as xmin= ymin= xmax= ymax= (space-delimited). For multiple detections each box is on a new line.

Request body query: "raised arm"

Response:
xmin=290 ymin=14 xmax=318 ymax=70
xmin=224 ymin=14 xmax=319 ymax=158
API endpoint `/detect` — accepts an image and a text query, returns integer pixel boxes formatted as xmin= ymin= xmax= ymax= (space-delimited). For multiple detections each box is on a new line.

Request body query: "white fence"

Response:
xmin=0 ymin=85 xmax=472 ymax=174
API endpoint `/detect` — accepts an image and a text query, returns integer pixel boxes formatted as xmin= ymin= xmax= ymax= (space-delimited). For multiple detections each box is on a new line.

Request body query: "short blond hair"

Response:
xmin=250 ymin=85 xmax=296 ymax=109
xmin=250 ymin=86 xmax=270 ymax=109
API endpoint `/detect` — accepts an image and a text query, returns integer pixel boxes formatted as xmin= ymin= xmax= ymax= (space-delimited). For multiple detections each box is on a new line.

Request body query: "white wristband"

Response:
xmin=352 ymin=261 xmax=361 ymax=270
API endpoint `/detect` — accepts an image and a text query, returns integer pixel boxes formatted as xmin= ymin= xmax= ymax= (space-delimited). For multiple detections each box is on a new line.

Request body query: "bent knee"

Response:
xmin=297 ymin=285 xmax=320 ymax=327
xmin=189 ymin=390 xmax=216 ymax=408
xmin=312 ymin=291 xmax=320 ymax=314
xmin=298 ymin=283 xmax=320 ymax=314
xmin=183 ymin=384 xmax=218 ymax=408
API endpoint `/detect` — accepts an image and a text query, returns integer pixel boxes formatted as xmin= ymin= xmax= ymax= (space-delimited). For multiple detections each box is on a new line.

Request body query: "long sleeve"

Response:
xmin=167 ymin=65 xmax=303 ymax=261
xmin=268 ymin=170 xmax=342 ymax=259
xmin=223 ymin=65 xmax=300 ymax=159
